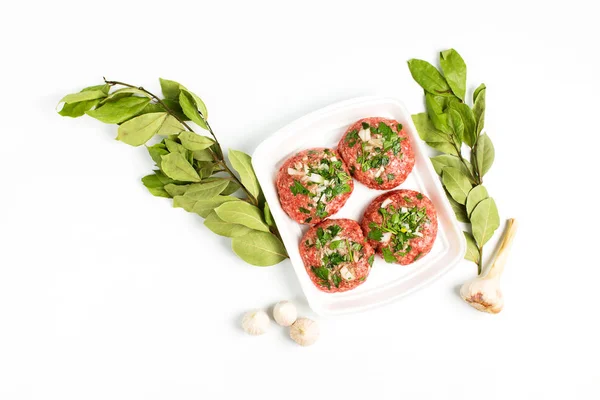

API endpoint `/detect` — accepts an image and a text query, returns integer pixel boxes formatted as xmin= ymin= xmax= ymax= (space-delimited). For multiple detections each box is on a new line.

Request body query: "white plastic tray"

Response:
xmin=253 ymin=97 xmax=465 ymax=316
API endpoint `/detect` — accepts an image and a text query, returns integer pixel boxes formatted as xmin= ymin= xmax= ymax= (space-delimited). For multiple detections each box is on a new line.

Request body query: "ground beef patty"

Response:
xmin=338 ymin=117 xmax=415 ymax=189
xmin=361 ymin=189 xmax=437 ymax=265
xmin=276 ymin=148 xmax=353 ymax=224
xmin=299 ymin=219 xmax=374 ymax=293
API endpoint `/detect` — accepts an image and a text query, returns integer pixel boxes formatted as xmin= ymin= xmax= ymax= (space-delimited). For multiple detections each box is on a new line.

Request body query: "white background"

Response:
xmin=1 ymin=1 xmax=599 ymax=399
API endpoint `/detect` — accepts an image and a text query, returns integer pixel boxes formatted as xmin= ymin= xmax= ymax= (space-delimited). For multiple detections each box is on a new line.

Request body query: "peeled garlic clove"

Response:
xmin=241 ymin=310 xmax=270 ymax=335
xmin=290 ymin=317 xmax=319 ymax=346
xmin=273 ymin=301 xmax=297 ymax=327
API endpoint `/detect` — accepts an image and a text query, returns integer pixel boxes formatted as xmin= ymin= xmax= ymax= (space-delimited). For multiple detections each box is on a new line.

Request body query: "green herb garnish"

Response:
xmin=354 ymin=121 xmax=404 ymax=174
xmin=290 ymin=180 xmax=310 ymax=196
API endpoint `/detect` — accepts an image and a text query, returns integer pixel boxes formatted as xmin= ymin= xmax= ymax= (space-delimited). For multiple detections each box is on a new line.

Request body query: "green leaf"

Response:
xmin=470 ymin=197 xmax=500 ymax=247
xmin=442 ymin=167 xmax=473 ymax=205
xmin=159 ymin=78 xmax=182 ymax=100
xmin=407 ymin=59 xmax=451 ymax=95
xmin=221 ymin=180 xmax=241 ymax=196
xmin=141 ymin=174 xmax=163 ymax=188
xmin=179 ymin=89 xmax=208 ymax=130
xmin=231 ymin=231 xmax=287 ymax=266
xmin=146 ymin=187 xmax=170 ymax=198
xmin=160 ymin=153 xmax=201 ymax=182
xmin=178 ymin=179 xmax=229 ymax=200
xmin=103 ymin=87 xmax=151 ymax=102
xmin=215 ymin=202 xmax=270 ymax=232
xmin=196 ymin=161 xmax=215 ymax=179
xmin=425 ymin=93 xmax=451 ymax=133
xmin=164 ymin=138 xmax=187 ymax=156
xmin=179 ymin=131 xmax=214 ymax=151
xmin=263 ymin=202 xmax=275 ymax=227
xmin=173 ymin=195 xmax=239 ymax=218
xmin=147 ymin=143 xmax=169 ymax=166
xmin=463 ymin=231 xmax=480 ymax=263
xmin=192 ymin=149 xmax=213 ymax=161
xmin=473 ymin=83 xmax=486 ymax=103
xmin=86 ymin=96 xmax=150 ymax=124
xmin=473 ymin=83 xmax=486 ymax=136
xmin=116 ymin=112 xmax=168 ymax=146
xmin=164 ymin=183 xmax=189 ymax=197
xmin=204 ymin=211 xmax=252 ymax=238
xmin=446 ymin=191 xmax=469 ymax=223
xmin=411 ymin=113 xmax=458 ymax=156
xmin=430 ymin=155 xmax=475 ymax=182
xmin=466 ymin=185 xmax=489 ymax=218
xmin=228 ymin=150 xmax=261 ymax=199
xmin=59 ymin=90 xmax=107 ymax=104
xmin=447 ymin=108 xmax=464 ymax=145
xmin=448 ymin=102 xmax=476 ymax=147
xmin=157 ymin=115 xmax=185 ymax=135
xmin=58 ymin=99 xmax=100 ymax=117
xmin=474 ymin=133 xmax=495 ymax=177
xmin=141 ymin=174 xmax=170 ymax=198
xmin=439 ymin=49 xmax=467 ymax=101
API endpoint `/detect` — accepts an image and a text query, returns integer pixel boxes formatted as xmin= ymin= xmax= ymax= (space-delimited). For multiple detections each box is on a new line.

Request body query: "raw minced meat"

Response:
xmin=338 ymin=117 xmax=415 ymax=189
xmin=361 ymin=189 xmax=437 ymax=265
xmin=276 ymin=148 xmax=353 ymax=224
xmin=299 ymin=218 xmax=374 ymax=293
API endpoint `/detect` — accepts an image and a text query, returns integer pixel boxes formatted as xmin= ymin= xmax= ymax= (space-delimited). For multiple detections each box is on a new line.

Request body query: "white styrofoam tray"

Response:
xmin=253 ymin=97 xmax=465 ymax=316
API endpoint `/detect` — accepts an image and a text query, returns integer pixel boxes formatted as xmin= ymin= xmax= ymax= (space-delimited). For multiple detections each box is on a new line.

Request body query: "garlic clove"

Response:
xmin=381 ymin=198 xmax=393 ymax=208
xmin=460 ymin=277 xmax=504 ymax=314
xmin=241 ymin=310 xmax=270 ymax=335
xmin=339 ymin=266 xmax=355 ymax=281
xmin=290 ymin=318 xmax=320 ymax=346
xmin=273 ymin=301 xmax=298 ymax=327
xmin=358 ymin=128 xmax=371 ymax=142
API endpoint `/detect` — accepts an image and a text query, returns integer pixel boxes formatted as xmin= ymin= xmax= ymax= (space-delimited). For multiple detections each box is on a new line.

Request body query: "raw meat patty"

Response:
xmin=361 ymin=189 xmax=437 ymax=265
xmin=299 ymin=218 xmax=375 ymax=293
xmin=276 ymin=148 xmax=353 ymax=224
xmin=338 ymin=117 xmax=415 ymax=189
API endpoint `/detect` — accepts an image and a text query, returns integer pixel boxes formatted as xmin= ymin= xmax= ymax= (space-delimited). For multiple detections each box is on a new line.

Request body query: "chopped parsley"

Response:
xmin=416 ymin=193 xmax=423 ymax=200
xmin=345 ymin=130 xmax=360 ymax=147
xmin=288 ymin=150 xmax=352 ymax=221
xmin=354 ymin=121 xmax=404 ymax=174
xmin=368 ymin=202 xmax=430 ymax=259
xmin=304 ymin=217 xmax=312 ymax=223
xmin=310 ymin=224 xmax=369 ymax=289
xmin=375 ymin=176 xmax=384 ymax=185
xmin=387 ymin=173 xmax=395 ymax=181
xmin=368 ymin=254 xmax=375 ymax=266
xmin=382 ymin=247 xmax=396 ymax=263
xmin=361 ymin=121 xmax=370 ymax=129
xmin=290 ymin=180 xmax=310 ymax=196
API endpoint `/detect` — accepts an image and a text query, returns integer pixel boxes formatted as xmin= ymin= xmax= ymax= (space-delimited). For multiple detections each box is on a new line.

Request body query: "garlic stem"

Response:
xmin=487 ymin=218 xmax=518 ymax=280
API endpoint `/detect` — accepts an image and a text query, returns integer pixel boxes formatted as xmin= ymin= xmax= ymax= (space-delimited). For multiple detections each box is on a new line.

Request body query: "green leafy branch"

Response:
xmin=408 ymin=49 xmax=500 ymax=275
xmin=58 ymin=78 xmax=287 ymax=266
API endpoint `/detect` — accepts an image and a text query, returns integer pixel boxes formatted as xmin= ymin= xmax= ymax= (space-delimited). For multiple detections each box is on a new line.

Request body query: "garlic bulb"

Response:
xmin=241 ymin=310 xmax=270 ymax=335
xmin=290 ymin=318 xmax=320 ymax=346
xmin=460 ymin=219 xmax=518 ymax=314
xmin=273 ymin=301 xmax=297 ymax=327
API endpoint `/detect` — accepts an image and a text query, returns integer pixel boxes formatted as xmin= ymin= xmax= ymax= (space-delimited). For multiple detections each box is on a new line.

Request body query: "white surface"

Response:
xmin=0 ymin=1 xmax=599 ymax=399
xmin=253 ymin=97 xmax=466 ymax=315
